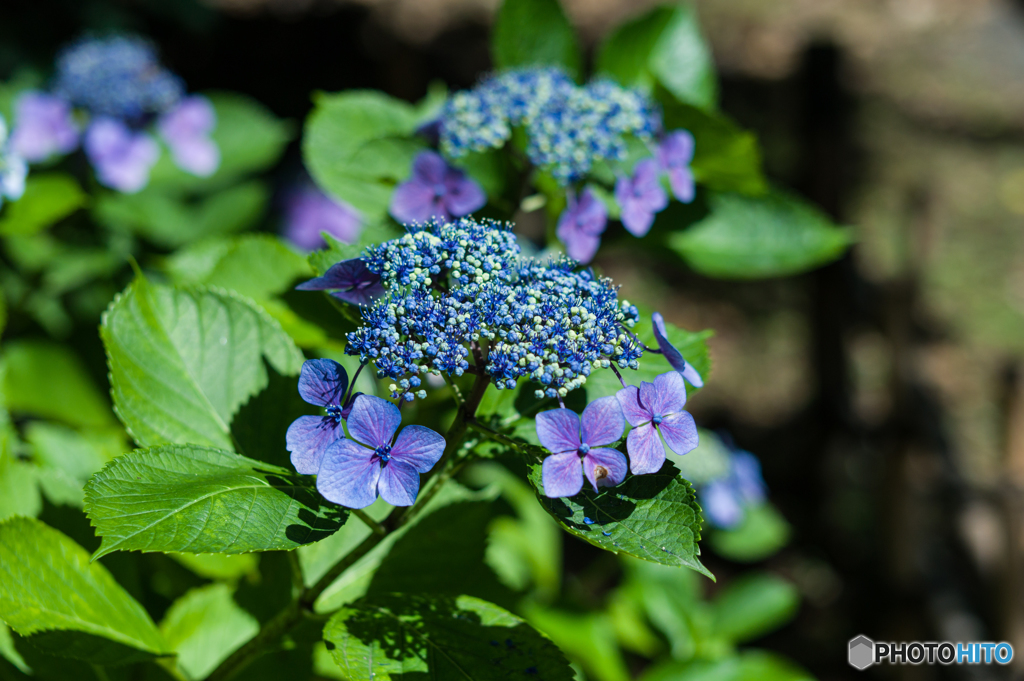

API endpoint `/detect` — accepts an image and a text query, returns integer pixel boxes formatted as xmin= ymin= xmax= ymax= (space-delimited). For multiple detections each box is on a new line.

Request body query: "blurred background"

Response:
xmin=3 ymin=0 xmax=1024 ymax=679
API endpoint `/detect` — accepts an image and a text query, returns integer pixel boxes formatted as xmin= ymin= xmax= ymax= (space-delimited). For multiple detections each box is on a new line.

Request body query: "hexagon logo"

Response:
xmin=849 ymin=635 xmax=875 ymax=670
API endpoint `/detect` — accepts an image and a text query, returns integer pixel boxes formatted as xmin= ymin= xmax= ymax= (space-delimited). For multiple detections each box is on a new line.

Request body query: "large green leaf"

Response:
xmin=711 ymin=573 xmax=799 ymax=644
xmin=83 ymin=444 xmax=348 ymax=558
xmin=523 ymin=606 xmax=629 ymax=681
xmin=671 ymin=190 xmax=853 ymax=279
xmin=0 ymin=517 xmax=168 ymax=664
xmin=492 ymin=0 xmax=582 ymax=80
xmin=597 ymin=4 xmax=716 ymax=109
xmin=26 ymin=423 xmax=122 ymax=508
xmin=708 ymin=502 xmax=791 ymax=562
xmin=159 ymin=583 xmax=260 ymax=680
xmin=323 ymin=594 xmax=574 ymax=681
xmin=303 ymin=91 xmax=422 ymax=221
xmin=529 ymin=460 xmax=711 ymax=577
xmin=0 ymin=173 xmax=86 ymax=236
xmin=100 ymin=276 xmax=304 ymax=450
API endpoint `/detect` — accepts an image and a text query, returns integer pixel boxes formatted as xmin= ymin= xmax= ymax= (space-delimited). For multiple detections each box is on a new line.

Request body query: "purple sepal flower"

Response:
xmin=158 ymin=95 xmax=219 ymax=177
xmin=702 ymin=479 xmax=743 ymax=528
xmin=556 ymin=187 xmax=608 ymax=264
xmin=702 ymin=449 xmax=766 ymax=529
xmin=296 ymin=257 xmax=384 ymax=306
xmin=389 ymin=150 xmax=486 ymax=225
xmin=84 ymin=118 xmax=159 ymax=193
xmin=657 ymin=130 xmax=695 ymax=203
xmin=316 ymin=394 xmax=445 ymax=509
xmin=9 ymin=92 xmax=79 ymax=162
xmin=283 ymin=184 xmax=361 ymax=251
xmin=614 ymin=158 xmax=667 ymax=237
xmin=286 ymin=359 xmax=350 ymax=475
xmin=538 ymin=397 xmax=628 ymax=498
xmin=616 ymin=371 xmax=698 ymax=475
xmin=652 ymin=311 xmax=703 ymax=388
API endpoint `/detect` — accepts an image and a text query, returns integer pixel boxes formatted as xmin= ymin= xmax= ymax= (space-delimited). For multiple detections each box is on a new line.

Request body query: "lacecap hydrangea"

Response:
xmin=341 ymin=218 xmax=643 ymax=401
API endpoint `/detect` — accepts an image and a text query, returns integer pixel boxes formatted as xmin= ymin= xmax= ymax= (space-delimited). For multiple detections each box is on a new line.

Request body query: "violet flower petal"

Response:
xmin=346 ymin=394 xmax=401 ymax=449
xmin=580 ymin=396 xmax=624 ymax=447
xmin=651 ymin=371 xmax=687 ymax=414
xmin=286 ymin=415 xmax=343 ymax=475
xmin=390 ymin=425 xmax=446 ymax=473
xmin=615 ymin=158 xmax=668 ymax=237
xmin=616 ymin=385 xmax=651 ymax=427
xmin=625 ymin=422 xmax=666 ymax=475
xmin=582 ymin=447 xmax=628 ymax=492
xmin=702 ymin=479 xmax=743 ymax=528
xmin=557 ymin=188 xmax=607 ymax=264
xmin=652 ymin=311 xmax=704 ymax=388
xmin=84 ymin=118 xmax=159 ymax=193
xmin=442 ymin=169 xmax=486 ymax=217
xmin=536 ymin=408 xmax=581 ymax=454
xmin=730 ymin=451 xmax=766 ymax=504
xmin=316 ymin=439 xmax=381 ymax=509
xmin=412 ymin=150 xmax=448 ymax=183
xmin=284 ymin=185 xmax=361 ymax=251
xmin=376 ymin=460 xmax=421 ymax=506
xmin=297 ymin=358 xmax=348 ymax=407
xmin=657 ymin=130 xmax=696 ymax=203
xmin=658 ymin=411 xmax=698 ymax=457
xmin=541 ymin=451 xmax=584 ymax=498
xmin=390 ymin=179 xmax=441 ymax=224
xmin=296 ymin=258 xmax=384 ymax=306
xmin=10 ymin=92 xmax=79 ymax=162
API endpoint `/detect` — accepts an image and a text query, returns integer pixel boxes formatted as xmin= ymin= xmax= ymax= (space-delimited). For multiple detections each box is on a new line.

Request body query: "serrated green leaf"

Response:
xmin=0 ymin=517 xmax=168 ymax=664
xmin=671 ymin=190 xmax=853 ymax=279
xmin=0 ymin=173 xmax=86 ymax=236
xmin=641 ymin=650 xmax=816 ymax=681
xmin=492 ymin=0 xmax=582 ymax=80
xmin=708 ymin=502 xmax=791 ymax=562
xmin=101 ymin=276 xmax=304 ymax=450
xmin=84 ymin=444 xmax=348 ymax=558
xmin=529 ymin=460 xmax=711 ymax=577
xmin=711 ymin=573 xmax=799 ymax=643
xmin=324 ymin=594 xmax=574 ymax=681
xmin=26 ymin=423 xmax=123 ymax=508
xmin=160 ymin=583 xmax=260 ymax=680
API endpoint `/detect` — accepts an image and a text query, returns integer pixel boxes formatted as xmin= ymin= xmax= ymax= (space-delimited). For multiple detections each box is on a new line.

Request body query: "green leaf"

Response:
xmin=529 ymin=460 xmax=711 ymax=577
xmin=492 ymin=0 xmax=582 ymax=80
xmin=711 ymin=573 xmax=799 ymax=643
xmin=159 ymin=583 xmax=260 ymax=680
xmin=83 ymin=444 xmax=348 ymax=558
xmin=623 ymin=556 xmax=703 ymax=660
xmin=671 ymin=190 xmax=853 ymax=279
xmin=671 ymin=428 xmax=731 ymax=485
xmin=708 ymin=502 xmax=791 ymax=562
xmin=169 ymin=552 xmax=260 ymax=581
xmin=597 ymin=4 xmax=716 ymax=109
xmin=26 ymin=423 xmax=123 ymax=507
xmin=523 ymin=606 xmax=629 ymax=681
xmin=0 ymin=174 xmax=86 ymax=236
xmin=0 ymin=517 xmax=168 ymax=664
xmin=93 ymin=180 xmax=269 ymax=249
xmin=641 ymin=650 xmax=815 ymax=681
xmin=0 ymin=452 xmax=40 ymax=521
xmin=323 ymin=594 xmax=574 ymax=681
xmin=1 ymin=341 xmax=115 ymax=428
xmin=101 ymin=276 xmax=304 ymax=450
xmin=303 ymin=91 xmax=423 ymax=221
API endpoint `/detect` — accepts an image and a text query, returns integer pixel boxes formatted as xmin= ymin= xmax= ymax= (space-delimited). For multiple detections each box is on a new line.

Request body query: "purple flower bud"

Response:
xmin=389 ymin=150 xmax=486 ymax=225
xmin=283 ymin=183 xmax=362 ymax=251
xmin=657 ymin=130 xmax=695 ymax=203
xmin=9 ymin=92 xmax=79 ymax=162
xmin=84 ymin=118 xmax=159 ymax=193
xmin=652 ymin=311 xmax=703 ymax=388
xmin=614 ymin=158 xmax=668 ymax=237
xmin=556 ymin=187 xmax=608 ymax=264
xmin=158 ymin=95 xmax=219 ymax=177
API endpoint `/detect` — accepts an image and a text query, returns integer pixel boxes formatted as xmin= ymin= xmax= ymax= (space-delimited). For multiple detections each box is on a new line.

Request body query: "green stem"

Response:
xmin=466 ymin=419 xmax=522 ymax=450
xmin=353 ymin=508 xmax=387 ymax=536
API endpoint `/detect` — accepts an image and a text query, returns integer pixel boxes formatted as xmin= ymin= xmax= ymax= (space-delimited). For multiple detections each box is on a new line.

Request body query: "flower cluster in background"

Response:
xmin=282 ymin=180 xmax=363 ymax=251
xmin=699 ymin=436 xmax=767 ymax=529
xmin=10 ymin=35 xmax=219 ymax=193
xmin=0 ymin=115 xmax=28 ymax=210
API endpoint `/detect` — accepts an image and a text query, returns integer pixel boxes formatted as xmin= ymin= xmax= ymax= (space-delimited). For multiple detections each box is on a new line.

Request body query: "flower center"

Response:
xmin=433 ymin=183 xmax=446 ymax=198
xmin=375 ymin=444 xmax=392 ymax=465
xmin=578 ymin=443 xmax=591 ymax=456
xmin=652 ymin=413 xmax=663 ymax=425
xmin=325 ymin=405 xmax=343 ymax=423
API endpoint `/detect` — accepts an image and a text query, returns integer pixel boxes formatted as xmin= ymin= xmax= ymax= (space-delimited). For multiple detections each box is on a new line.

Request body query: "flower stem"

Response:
xmin=353 ymin=508 xmax=386 ymax=536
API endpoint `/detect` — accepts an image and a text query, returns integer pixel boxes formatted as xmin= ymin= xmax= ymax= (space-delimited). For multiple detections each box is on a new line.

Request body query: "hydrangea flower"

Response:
xmin=9 ymin=92 xmax=79 ymax=162
xmin=158 ymin=95 xmax=219 ymax=177
xmin=657 ymin=130 xmax=696 ymax=203
xmin=316 ymin=394 xmax=446 ymax=508
xmin=617 ymin=371 xmax=698 ymax=474
xmin=615 ymin=158 xmax=668 ymax=237
xmin=0 ymin=116 xmax=28 ymax=208
xmin=286 ymin=359 xmax=352 ymax=475
xmin=652 ymin=311 xmax=703 ymax=388
xmin=389 ymin=151 xmax=486 ymax=224
xmin=701 ymin=448 xmax=766 ymax=528
xmin=556 ymin=187 xmax=607 ymax=264
xmin=84 ymin=118 xmax=159 ymax=193
xmin=538 ymin=397 xmax=628 ymax=498
xmin=283 ymin=183 xmax=361 ymax=251
xmin=296 ymin=258 xmax=384 ymax=306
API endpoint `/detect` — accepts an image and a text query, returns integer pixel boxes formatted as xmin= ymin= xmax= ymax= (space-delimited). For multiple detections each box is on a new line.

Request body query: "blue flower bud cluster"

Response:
xmin=345 ymin=218 xmax=642 ymax=401
xmin=439 ymin=67 xmax=660 ymax=185
xmin=53 ymin=35 xmax=184 ymax=120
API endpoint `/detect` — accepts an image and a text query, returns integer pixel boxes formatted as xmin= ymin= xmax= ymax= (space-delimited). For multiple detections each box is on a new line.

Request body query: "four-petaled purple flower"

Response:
xmin=615 ymin=158 xmax=668 ymax=237
xmin=657 ymin=130 xmax=695 ymax=203
xmin=286 ymin=359 xmax=351 ymax=475
xmin=296 ymin=257 xmax=384 ymax=306
xmin=538 ymin=397 xmax=628 ymax=498
xmin=283 ymin=183 xmax=361 ymax=251
xmin=617 ymin=372 xmax=698 ymax=475
xmin=389 ymin=150 xmax=486 ymax=225
xmin=652 ymin=311 xmax=703 ymax=388
xmin=9 ymin=92 xmax=79 ymax=162
xmin=84 ymin=118 xmax=159 ymax=193
xmin=158 ymin=95 xmax=220 ymax=177
xmin=317 ymin=394 xmax=446 ymax=509
xmin=556 ymin=187 xmax=608 ymax=264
